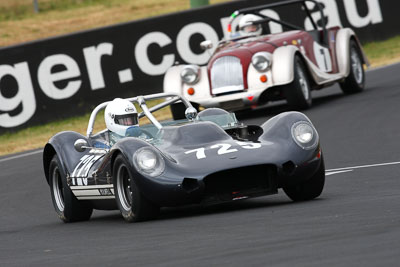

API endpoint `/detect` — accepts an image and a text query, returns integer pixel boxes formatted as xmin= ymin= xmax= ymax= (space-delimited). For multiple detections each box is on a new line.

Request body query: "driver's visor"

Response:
xmin=114 ymin=113 xmax=138 ymax=126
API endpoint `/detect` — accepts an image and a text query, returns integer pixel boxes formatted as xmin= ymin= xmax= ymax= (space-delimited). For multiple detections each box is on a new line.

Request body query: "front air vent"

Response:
xmin=203 ymin=164 xmax=277 ymax=203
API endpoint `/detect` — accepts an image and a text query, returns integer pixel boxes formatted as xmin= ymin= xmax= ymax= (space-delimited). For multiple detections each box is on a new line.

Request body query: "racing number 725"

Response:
xmin=184 ymin=142 xmax=261 ymax=159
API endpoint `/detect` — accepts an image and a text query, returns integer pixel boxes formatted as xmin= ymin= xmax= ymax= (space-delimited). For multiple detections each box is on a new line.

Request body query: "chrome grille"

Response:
xmin=211 ymin=56 xmax=244 ymax=95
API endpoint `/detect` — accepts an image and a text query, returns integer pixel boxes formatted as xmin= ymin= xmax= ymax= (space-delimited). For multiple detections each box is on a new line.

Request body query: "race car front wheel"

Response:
xmin=49 ymin=155 xmax=93 ymax=222
xmin=283 ymin=155 xmax=325 ymax=201
xmin=284 ymin=55 xmax=312 ymax=110
xmin=113 ymin=154 xmax=159 ymax=222
xmin=340 ymin=40 xmax=365 ymax=93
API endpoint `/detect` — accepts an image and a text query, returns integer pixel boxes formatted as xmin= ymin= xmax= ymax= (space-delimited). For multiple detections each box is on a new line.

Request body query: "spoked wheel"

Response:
xmin=283 ymin=155 xmax=325 ymax=202
xmin=49 ymin=155 xmax=93 ymax=222
xmin=284 ymin=55 xmax=312 ymax=110
xmin=113 ymin=154 xmax=159 ymax=222
xmin=340 ymin=40 xmax=365 ymax=93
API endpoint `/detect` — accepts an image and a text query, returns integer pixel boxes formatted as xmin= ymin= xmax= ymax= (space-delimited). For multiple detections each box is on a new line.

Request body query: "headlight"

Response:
xmin=133 ymin=147 xmax=165 ymax=177
xmin=251 ymin=52 xmax=272 ymax=72
xmin=291 ymin=121 xmax=318 ymax=150
xmin=180 ymin=65 xmax=200 ymax=85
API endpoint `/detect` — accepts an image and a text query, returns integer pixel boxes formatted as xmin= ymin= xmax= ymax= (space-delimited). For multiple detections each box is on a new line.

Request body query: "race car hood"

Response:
xmin=155 ymin=121 xmax=312 ymax=179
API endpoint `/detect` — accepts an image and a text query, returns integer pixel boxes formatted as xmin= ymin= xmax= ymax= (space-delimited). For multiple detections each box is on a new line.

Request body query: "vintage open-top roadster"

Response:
xmin=164 ymin=0 xmax=369 ymax=119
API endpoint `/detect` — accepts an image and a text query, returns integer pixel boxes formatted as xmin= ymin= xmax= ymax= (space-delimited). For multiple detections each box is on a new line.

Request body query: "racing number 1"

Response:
xmin=185 ymin=142 xmax=261 ymax=159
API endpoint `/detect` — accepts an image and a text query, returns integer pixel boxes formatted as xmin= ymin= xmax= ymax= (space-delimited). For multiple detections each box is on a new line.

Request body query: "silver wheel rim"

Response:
xmin=117 ymin=165 xmax=132 ymax=211
xmin=52 ymin=167 xmax=65 ymax=212
xmin=351 ymin=47 xmax=363 ymax=84
xmin=297 ymin=65 xmax=310 ymax=100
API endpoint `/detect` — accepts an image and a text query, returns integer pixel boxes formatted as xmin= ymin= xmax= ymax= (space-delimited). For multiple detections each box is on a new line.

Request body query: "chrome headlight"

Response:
xmin=133 ymin=147 xmax=165 ymax=177
xmin=251 ymin=52 xmax=272 ymax=72
xmin=291 ymin=121 xmax=318 ymax=150
xmin=180 ymin=65 xmax=200 ymax=85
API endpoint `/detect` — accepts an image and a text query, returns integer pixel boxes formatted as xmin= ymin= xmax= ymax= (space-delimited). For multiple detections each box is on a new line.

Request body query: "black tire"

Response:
xmin=113 ymin=154 xmax=159 ymax=222
xmin=170 ymin=102 xmax=199 ymax=120
xmin=340 ymin=40 xmax=365 ymax=94
xmin=49 ymin=155 xmax=93 ymax=222
xmin=283 ymin=156 xmax=325 ymax=201
xmin=284 ymin=55 xmax=312 ymax=110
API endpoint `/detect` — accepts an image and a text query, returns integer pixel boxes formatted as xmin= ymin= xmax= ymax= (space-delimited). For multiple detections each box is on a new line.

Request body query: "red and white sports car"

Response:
xmin=164 ymin=0 xmax=369 ymax=119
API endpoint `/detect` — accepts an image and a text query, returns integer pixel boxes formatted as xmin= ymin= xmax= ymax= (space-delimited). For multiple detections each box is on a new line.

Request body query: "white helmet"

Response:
xmin=105 ymin=98 xmax=138 ymax=136
xmin=239 ymin=14 xmax=263 ymax=36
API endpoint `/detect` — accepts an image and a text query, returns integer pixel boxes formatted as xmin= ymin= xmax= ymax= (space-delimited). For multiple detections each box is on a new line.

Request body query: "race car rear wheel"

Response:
xmin=283 ymin=156 xmax=325 ymax=201
xmin=283 ymin=55 xmax=312 ymax=110
xmin=340 ymin=40 xmax=365 ymax=94
xmin=113 ymin=154 xmax=159 ymax=222
xmin=49 ymin=155 xmax=93 ymax=222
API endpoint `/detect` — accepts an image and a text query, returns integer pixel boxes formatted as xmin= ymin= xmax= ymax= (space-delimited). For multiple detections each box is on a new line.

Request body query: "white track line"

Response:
xmin=325 ymin=169 xmax=353 ymax=176
xmin=326 ymin=161 xmax=400 ymax=172
xmin=0 ymin=150 xmax=42 ymax=163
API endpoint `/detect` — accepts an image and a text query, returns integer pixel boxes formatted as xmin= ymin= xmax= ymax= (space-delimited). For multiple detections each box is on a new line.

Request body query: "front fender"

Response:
xmin=260 ymin=111 xmax=320 ymax=166
xmin=110 ymin=137 xmax=150 ymax=172
xmin=336 ymin=28 xmax=370 ymax=77
xmin=163 ymin=65 xmax=210 ymax=104
xmin=43 ymin=131 xmax=88 ymax=184
xmin=271 ymin=45 xmax=299 ymax=86
xmin=163 ymin=65 xmax=184 ymax=95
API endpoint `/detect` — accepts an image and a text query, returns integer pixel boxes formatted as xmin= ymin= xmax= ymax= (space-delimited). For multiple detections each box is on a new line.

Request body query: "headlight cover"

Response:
xmin=251 ymin=52 xmax=272 ymax=72
xmin=180 ymin=65 xmax=200 ymax=85
xmin=291 ymin=121 xmax=319 ymax=150
xmin=133 ymin=147 xmax=165 ymax=177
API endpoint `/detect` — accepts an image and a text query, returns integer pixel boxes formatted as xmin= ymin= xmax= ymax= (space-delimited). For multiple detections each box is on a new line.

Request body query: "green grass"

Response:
xmin=363 ymin=35 xmax=400 ymax=67
xmin=0 ymin=0 xmax=227 ymax=47
xmin=0 ymin=0 xmax=122 ymax=21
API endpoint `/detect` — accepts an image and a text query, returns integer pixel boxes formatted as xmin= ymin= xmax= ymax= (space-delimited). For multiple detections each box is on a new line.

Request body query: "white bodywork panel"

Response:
xmin=247 ymin=64 xmax=273 ymax=91
xmin=163 ymin=65 xmax=184 ymax=95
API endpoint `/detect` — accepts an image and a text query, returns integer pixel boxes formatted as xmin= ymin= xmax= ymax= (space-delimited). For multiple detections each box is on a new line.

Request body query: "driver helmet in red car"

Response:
xmin=105 ymin=98 xmax=139 ymax=137
xmin=239 ymin=14 xmax=263 ymax=36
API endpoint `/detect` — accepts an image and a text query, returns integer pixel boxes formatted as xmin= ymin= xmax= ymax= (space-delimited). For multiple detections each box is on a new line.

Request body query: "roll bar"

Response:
xmin=228 ymin=0 xmax=328 ymax=45
xmin=86 ymin=93 xmax=192 ymax=137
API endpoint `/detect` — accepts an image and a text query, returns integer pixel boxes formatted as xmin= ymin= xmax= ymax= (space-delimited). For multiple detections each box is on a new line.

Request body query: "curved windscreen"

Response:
xmin=106 ymin=112 xmax=239 ymax=146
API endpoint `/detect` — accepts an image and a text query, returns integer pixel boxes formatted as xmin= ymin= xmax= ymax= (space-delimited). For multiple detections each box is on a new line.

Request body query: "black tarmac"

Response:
xmin=1 ymin=63 xmax=400 ymax=266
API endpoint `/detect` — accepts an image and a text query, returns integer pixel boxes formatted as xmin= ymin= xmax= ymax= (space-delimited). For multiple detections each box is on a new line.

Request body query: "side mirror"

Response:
xmin=185 ymin=107 xmax=198 ymax=121
xmin=200 ymin=40 xmax=213 ymax=51
xmin=74 ymin=139 xmax=89 ymax=152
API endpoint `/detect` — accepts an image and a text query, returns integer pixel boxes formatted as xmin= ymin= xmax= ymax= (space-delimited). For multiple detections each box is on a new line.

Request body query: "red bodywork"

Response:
xmin=207 ymin=27 xmax=341 ymax=95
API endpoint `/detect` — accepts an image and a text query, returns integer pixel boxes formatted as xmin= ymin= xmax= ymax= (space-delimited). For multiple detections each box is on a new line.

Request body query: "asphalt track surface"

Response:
xmin=1 ymin=63 xmax=400 ymax=266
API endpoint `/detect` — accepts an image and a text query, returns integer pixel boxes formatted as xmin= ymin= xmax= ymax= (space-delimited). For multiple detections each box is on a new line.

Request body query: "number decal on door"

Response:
xmin=313 ymin=42 xmax=332 ymax=72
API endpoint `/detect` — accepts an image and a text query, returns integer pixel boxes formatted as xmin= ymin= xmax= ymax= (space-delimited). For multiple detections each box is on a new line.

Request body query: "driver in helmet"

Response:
xmin=105 ymin=98 xmax=141 ymax=145
xmin=239 ymin=14 xmax=263 ymax=37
